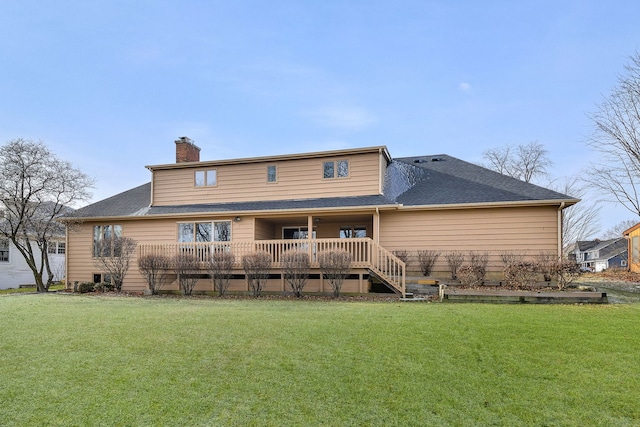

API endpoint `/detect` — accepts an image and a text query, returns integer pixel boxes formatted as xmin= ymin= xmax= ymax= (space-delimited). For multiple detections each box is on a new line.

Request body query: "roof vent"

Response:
xmin=431 ymin=157 xmax=444 ymax=162
xmin=413 ymin=159 xmax=424 ymax=163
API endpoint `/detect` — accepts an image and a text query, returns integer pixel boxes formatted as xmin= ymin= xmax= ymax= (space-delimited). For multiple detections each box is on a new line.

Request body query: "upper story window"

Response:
xmin=267 ymin=165 xmax=277 ymax=183
xmin=195 ymin=169 xmax=217 ymax=187
xmin=93 ymin=225 xmax=123 ymax=257
xmin=0 ymin=239 xmax=9 ymax=262
xmin=323 ymin=159 xmax=349 ymax=179
xmin=178 ymin=221 xmax=231 ymax=242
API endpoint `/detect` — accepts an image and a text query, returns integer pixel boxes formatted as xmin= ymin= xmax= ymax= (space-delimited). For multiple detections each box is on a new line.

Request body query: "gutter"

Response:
xmin=396 ymin=198 xmax=579 ymax=211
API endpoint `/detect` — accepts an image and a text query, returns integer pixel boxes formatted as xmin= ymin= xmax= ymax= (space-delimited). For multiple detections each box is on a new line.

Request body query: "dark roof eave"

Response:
xmin=58 ymin=203 xmax=402 ymax=222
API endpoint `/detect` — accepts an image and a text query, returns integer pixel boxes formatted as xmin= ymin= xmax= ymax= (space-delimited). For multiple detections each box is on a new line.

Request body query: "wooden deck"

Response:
xmin=441 ymin=288 xmax=608 ymax=304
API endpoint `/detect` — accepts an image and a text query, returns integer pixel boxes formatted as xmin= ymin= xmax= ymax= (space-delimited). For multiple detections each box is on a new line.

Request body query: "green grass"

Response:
xmin=1 ymin=295 xmax=639 ymax=426
xmin=0 ymin=283 xmax=64 ymax=294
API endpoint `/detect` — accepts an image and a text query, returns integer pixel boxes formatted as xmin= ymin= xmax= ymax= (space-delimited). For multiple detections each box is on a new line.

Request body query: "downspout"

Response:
xmin=557 ymin=202 xmax=565 ymax=258
xmin=374 ymin=207 xmax=380 ymax=244
xmin=64 ymin=224 xmax=69 ymax=290
xmin=149 ymin=171 xmax=154 ymax=206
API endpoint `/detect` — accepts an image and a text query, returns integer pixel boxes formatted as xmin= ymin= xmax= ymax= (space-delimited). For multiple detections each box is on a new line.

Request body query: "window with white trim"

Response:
xmin=0 ymin=239 xmax=9 ymax=262
xmin=267 ymin=165 xmax=277 ymax=183
xmin=47 ymin=242 xmax=66 ymax=255
xmin=323 ymin=159 xmax=349 ymax=179
xmin=195 ymin=169 xmax=217 ymax=187
xmin=178 ymin=221 xmax=231 ymax=242
xmin=93 ymin=225 xmax=123 ymax=257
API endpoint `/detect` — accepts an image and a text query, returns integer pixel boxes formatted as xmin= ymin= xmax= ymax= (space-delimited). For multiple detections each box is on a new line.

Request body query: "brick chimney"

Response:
xmin=175 ymin=137 xmax=200 ymax=163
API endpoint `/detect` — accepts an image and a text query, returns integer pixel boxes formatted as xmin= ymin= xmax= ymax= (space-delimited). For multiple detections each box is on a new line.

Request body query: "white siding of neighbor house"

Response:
xmin=0 ymin=241 xmax=65 ymax=289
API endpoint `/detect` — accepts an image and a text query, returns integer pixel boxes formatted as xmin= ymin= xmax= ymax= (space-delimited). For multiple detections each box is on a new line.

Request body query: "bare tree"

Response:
xmin=318 ymin=250 xmax=352 ymax=297
xmin=173 ymin=252 xmax=201 ymax=295
xmin=417 ymin=250 xmax=440 ymax=276
xmin=444 ymin=251 xmax=465 ymax=280
xmin=548 ymin=177 xmax=601 ymax=253
xmin=242 ymin=252 xmax=271 ymax=297
xmin=588 ymin=52 xmax=640 ymax=217
xmin=281 ymin=250 xmax=310 ymax=297
xmin=0 ymin=139 xmax=93 ymax=292
xmin=138 ymin=253 xmax=172 ymax=295
xmin=600 ymin=218 xmax=638 ymax=239
xmin=207 ymin=251 xmax=235 ymax=296
xmin=92 ymin=236 xmax=137 ymax=291
xmin=483 ymin=141 xmax=552 ymax=183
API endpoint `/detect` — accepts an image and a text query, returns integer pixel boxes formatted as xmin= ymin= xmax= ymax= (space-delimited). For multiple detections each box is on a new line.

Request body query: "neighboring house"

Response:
xmin=572 ymin=238 xmax=628 ymax=272
xmin=0 ymin=238 xmax=66 ymax=289
xmin=624 ymin=223 xmax=640 ymax=273
xmin=61 ymin=139 xmax=578 ymax=296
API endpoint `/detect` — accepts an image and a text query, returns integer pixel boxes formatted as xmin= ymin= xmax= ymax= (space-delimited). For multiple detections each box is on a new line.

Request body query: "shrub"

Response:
xmin=503 ymin=261 xmax=539 ymax=289
xmin=282 ymin=250 xmax=310 ymax=297
xmin=444 ymin=251 xmax=465 ymax=280
xmin=458 ymin=251 xmax=489 ymax=286
xmin=78 ymin=282 xmax=95 ymax=293
xmin=318 ymin=250 xmax=352 ymax=298
xmin=242 ymin=252 xmax=271 ymax=297
xmin=392 ymin=250 xmax=410 ymax=265
xmin=417 ymin=250 xmax=441 ymax=276
xmin=457 ymin=266 xmax=485 ymax=287
xmin=556 ymin=259 xmax=581 ymax=290
xmin=208 ymin=251 xmax=235 ymax=296
xmin=537 ymin=252 xmax=558 ymax=282
xmin=138 ymin=253 xmax=172 ymax=295
xmin=172 ymin=252 xmax=201 ymax=295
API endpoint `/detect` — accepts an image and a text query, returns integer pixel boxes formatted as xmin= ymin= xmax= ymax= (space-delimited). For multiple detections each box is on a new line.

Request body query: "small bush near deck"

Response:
xmin=417 ymin=249 xmax=440 ymax=276
xmin=392 ymin=250 xmax=409 ymax=265
xmin=208 ymin=251 xmax=235 ymax=296
xmin=444 ymin=251 xmax=465 ymax=280
xmin=173 ymin=253 xmax=201 ymax=295
xmin=318 ymin=250 xmax=352 ymax=298
xmin=503 ymin=261 xmax=539 ymax=288
xmin=457 ymin=265 xmax=485 ymax=286
xmin=282 ymin=250 xmax=310 ymax=297
xmin=242 ymin=252 xmax=271 ymax=297
xmin=457 ymin=251 xmax=489 ymax=286
xmin=138 ymin=253 xmax=173 ymax=295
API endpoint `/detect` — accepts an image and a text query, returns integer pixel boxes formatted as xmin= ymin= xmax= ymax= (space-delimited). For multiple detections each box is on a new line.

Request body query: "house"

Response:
xmin=571 ymin=238 xmax=628 ymax=272
xmin=61 ymin=139 xmax=578 ymax=296
xmin=0 ymin=238 xmax=66 ymax=289
xmin=623 ymin=223 xmax=640 ymax=273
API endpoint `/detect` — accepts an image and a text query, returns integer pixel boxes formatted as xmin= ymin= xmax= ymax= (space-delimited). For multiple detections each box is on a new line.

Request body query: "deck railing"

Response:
xmin=138 ymin=238 xmax=405 ymax=295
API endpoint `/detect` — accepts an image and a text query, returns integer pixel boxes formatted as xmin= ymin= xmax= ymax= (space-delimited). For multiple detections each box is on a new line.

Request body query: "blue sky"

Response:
xmin=1 ymin=1 xmax=639 ymax=225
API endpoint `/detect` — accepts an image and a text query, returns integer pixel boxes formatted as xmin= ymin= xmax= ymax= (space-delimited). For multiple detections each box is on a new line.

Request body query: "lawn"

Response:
xmin=1 ymin=295 xmax=638 ymax=426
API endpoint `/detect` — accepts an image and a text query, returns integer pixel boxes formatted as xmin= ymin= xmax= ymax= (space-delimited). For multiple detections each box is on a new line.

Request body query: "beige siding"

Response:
xmin=254 ymin=218 xmax=276 ymax=240
xmin=67 ymin=216 xmax=248 ymax=292
xmin=627 ymin=226 xmax=640 ymax=273
xmin=151 ymin=152 xmax=382 ymax=206
xmin=379 ymin=206 xmax=560 ymax=276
